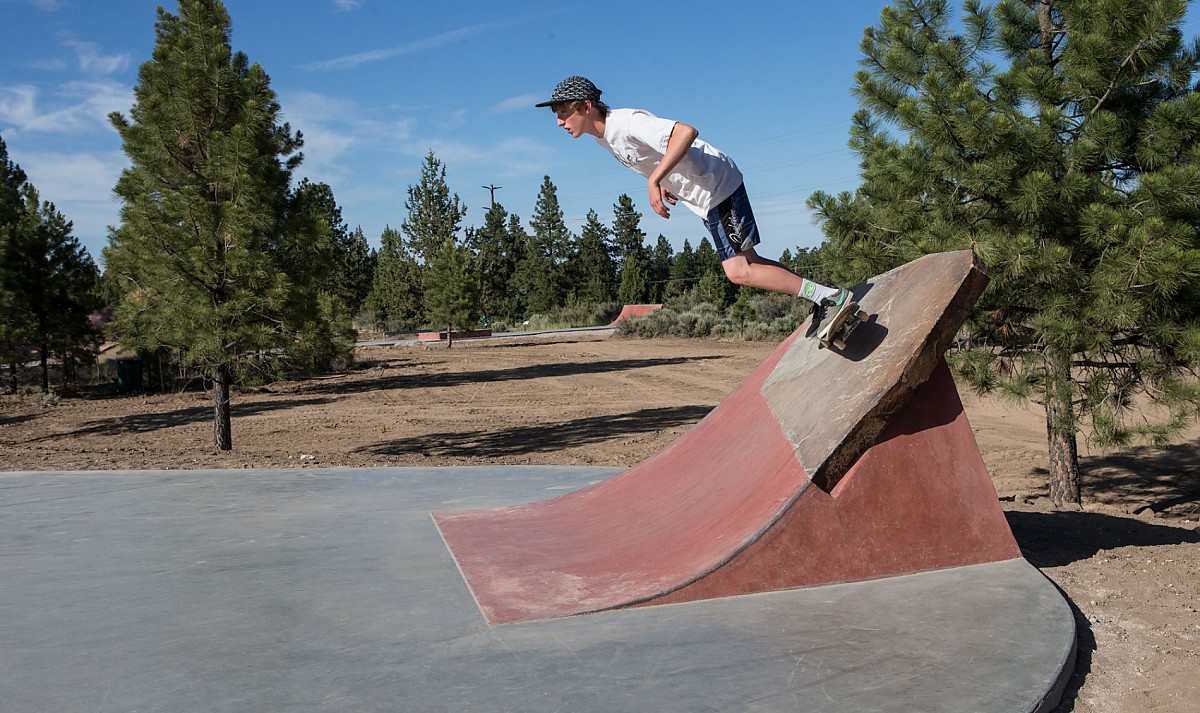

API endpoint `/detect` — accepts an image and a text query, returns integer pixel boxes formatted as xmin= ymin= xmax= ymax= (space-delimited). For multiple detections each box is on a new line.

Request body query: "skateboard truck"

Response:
xmin=817 ymin=300 xmax=868 ymax=350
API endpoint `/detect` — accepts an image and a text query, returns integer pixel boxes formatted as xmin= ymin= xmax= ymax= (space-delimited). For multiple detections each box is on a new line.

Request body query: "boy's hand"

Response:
xmin=649 ymin=181 xmax=678 ymax=219
xmin=648 ymin=122 xmax=696 ymax=219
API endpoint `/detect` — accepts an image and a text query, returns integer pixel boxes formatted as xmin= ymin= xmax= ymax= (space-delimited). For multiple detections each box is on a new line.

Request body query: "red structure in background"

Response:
xmin=609 ymin=304 xmax=663 ymax=324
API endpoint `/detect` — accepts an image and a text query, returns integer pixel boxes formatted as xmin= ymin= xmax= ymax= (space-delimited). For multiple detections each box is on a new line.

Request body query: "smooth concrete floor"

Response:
xmin=0 ymin=466 xmax=1075 ymax=712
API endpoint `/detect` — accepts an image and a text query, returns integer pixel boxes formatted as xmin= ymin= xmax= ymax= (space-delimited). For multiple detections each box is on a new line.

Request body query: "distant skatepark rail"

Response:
xmin=433 ymin=251 xmax=1020 ymax=626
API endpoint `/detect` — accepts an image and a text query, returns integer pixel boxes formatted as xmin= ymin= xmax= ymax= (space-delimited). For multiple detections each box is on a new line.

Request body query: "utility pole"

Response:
xmin=482 ymin=184 xmax=502 ymax=207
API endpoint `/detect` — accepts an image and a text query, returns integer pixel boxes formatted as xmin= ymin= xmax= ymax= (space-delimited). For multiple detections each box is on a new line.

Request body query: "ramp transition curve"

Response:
xmin=433 ymin=251 xmax=1021 ymax=625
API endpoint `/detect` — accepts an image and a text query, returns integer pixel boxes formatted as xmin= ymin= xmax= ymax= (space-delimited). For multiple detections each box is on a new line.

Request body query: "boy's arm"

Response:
xmin=648 ymin=121 xmax=699 ymax=219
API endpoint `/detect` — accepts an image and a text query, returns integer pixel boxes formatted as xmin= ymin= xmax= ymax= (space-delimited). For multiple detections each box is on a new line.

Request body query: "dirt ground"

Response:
xmin=2 ymin=332 xmax=1198 ymax=712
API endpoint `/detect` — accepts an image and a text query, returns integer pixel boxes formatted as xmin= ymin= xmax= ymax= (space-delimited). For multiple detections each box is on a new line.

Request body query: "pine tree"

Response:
xmin=292 ymin=179 xmax=373 ymax=314
xmin=471 ymin=202 xmax=522 ymax=321
xmin=2 ymin=182 xmax=101 ymax=392
xmin=693 ymin=271 xmax=728 ymax=307
xmin=106 ymin=0 xmax=327 ymax=450
xmin=612 ymin=194 xmax=651 ymax=306
xmin=504 ymin=213 xmax=530 ymax=319
xmin=666 ymin=238 xmax=697 ymax=300
xmin=368 ymin=225 xmax=423 ymax=330
xmin=567 ymin=209 xmax=616 ymax=303
xmin=729 ymin=287 xmax=757 ymax=339
xmin=403 ymin=151 xmax=467 ymax=265
xmin=342 ymin=226 xmax=376 ymax=314
xmin=516 ymin=176 xmax=573 ymax=314
xmin=611 ymin=194 xmax=647 ymax=262
xmin=617 ymin=250 xmax=649 ymax=305
xmin=423 ymin=236 xmax=479 ymax=348
xmin=693 ymin=237 xmax=722 ymax=275
xmin=647 ymin=235 xmax=674 ymax=302
xmin=0 ymin=135 xmax=21 ymax=222
xmin=0 ymin=134 xmax=28 ymax=376
xmin=690 ymin=237 xmax=731 ymax=306
xmin=809 ymin=0 xmax=1200 ymax=506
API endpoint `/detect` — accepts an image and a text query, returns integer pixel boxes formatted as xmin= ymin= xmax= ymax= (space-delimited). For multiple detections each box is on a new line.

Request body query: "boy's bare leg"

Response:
xmin=721 ymin=248 xmax=808 ymax=296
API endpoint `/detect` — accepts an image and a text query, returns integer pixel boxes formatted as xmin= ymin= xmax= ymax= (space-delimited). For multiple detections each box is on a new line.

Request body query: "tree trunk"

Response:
xmin=38 ymin=315 xmax=49 ymax=393
xmin=1036 ymin=0 xmax=1056 ymax=64
xmin=213 ymin=363 xmax=233 ymax=450
xmin=1043 ymin=344 xmax=1081 ymax=507
xmin=39 ymin=344 xmax=49 ymax=394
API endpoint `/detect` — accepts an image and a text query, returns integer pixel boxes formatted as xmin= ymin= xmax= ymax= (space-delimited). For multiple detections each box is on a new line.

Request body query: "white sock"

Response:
xmin=798 ymin=279 xmax=838 ymax=304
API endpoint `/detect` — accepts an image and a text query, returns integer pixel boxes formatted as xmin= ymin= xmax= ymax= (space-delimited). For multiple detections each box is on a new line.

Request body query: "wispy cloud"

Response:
xmin=0 ymin=81 xmax=130 ymax=135
xmin=331 ymin=0 xmax=363 ymax=10
xmin=15 ymin=149 xmax=128 ymax=253
xmin=18 ymin=57 xmax=68 ymax=72
xmin=60 ymin=35 xmax=130 ymax=76
xmin=278 ymin=90 xmax=420 ymax=185
xmin=3 ymin=0 xmax=64 ymax=11
xmin=18 ymin=149 xmax=125 ymax=202
xmin=0 ymin=34 xmax=130 ymax=134
xmin=490 ymin=93 xmax=543 ymax=116
xmin=301 ymin=11 xmax=558 ymax=71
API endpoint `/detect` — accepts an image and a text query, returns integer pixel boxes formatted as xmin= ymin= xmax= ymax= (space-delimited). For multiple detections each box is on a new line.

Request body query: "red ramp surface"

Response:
xmin=433 ymin=251 xmax=1019 ymax=625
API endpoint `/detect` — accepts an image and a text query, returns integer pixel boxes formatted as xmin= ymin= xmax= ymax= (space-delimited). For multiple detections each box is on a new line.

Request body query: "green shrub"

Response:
xmin=616 ymin=296 xmax=805 ymax=342
xmin=525 ymin=302 xmax=622 ymax=330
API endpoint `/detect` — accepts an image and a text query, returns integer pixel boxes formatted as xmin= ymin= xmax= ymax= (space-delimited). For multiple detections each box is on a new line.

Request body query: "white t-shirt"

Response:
xmin=597 ymin=108 xmax=743 ymax=218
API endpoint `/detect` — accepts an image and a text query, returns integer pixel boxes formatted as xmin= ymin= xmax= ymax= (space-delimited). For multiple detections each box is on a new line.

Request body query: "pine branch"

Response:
xmin=1072 ymin=359 xmax=1142 ymax=370
xmin=1084 ymin=39 xmax=1149 ymax=124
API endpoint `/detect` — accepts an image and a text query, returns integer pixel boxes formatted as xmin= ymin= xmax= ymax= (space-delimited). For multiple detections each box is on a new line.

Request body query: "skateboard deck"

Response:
xmin=818 ymin=300 xmax=867 ymax=350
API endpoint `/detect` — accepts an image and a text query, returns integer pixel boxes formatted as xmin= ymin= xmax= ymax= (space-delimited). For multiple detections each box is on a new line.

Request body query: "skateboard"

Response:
xmin=818 ymin=300 xmax=867 ymax=350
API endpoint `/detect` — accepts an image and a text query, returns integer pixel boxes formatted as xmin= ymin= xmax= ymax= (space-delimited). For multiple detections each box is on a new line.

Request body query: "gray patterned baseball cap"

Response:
xmin=534 ymin=76 xmax=602 ymax=107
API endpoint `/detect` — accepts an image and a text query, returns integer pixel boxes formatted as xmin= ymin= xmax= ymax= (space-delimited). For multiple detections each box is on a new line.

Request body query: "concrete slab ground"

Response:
xmin=1 ymin=466 xmax=1075 ymax=713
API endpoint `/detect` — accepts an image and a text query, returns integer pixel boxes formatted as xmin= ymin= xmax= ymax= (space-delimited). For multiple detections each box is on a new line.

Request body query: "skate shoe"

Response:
xmin=804 ymin=287 xmax=849 ymax=339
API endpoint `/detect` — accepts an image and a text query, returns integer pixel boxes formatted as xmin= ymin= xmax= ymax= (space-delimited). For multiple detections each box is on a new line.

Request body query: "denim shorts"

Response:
xmin=702 ymin=183 xmax=761 ymax=261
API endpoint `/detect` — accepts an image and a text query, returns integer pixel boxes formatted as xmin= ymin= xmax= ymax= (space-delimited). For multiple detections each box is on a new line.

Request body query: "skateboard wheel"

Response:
xmin=834 ymin=339 xmax=846 ymax=349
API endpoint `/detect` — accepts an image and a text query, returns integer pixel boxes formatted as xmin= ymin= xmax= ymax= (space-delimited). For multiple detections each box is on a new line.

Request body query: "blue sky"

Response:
xmin=3 ymin=0 xmax=1190 ymax=270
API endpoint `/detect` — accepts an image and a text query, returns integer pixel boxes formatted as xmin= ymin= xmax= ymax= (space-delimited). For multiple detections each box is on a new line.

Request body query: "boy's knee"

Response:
xmin=722 ymin=259 xmax=753 ymax=286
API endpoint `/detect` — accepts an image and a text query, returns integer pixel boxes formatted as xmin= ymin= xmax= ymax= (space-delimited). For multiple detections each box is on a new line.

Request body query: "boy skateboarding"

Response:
xmin=536 ymin=75 xmax=850 ymax=338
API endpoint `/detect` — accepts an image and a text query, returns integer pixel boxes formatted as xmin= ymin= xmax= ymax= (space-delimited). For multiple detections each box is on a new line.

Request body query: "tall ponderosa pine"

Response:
xmin=567 ymin=209 xmax=617 ymax=303
xmin=3 ymin=181 xmax=101 ymax=392
xmin=0 ymin=134 xmax=28 ymax=376
xmin=617 ymin=250 xmax=649 ymax=305
xmin=681 ymin=237 xmax=733 ymax=306
xmin=647 ymin=235 xmax=674 ymax=302
xmin=611 ymin=194 xmax=650 ymax=305
xmin=470 ymin=202 xmax=523 ymax=321
xmin=0 ymin=135 xmax=22 ymax=226
xmin=517 ymin=176 xmax=573 ymax=314
xmin=505 ymin=213 xmax=530 ymax=318
xmin=403 ymin=151 xmax=467 ymax=265
xmin=666 ymin=238 xmax=698 ymax=300
xmin=423 ymin=235 xmax=479 ymax=347
xmin=106 ymin=0 xmax=335 ymax=450
xmin=368 ymin=225 xmax=423 ymax=329
xmin=292 ymin=179 xmax=374 ymax=314
xmin=809 ymin=0 xmax=1200 ymax=506
xmin=342 ymin=226 xmax=376 ymax=314
xmin=611 ymin=194 xmax=647 ymax=264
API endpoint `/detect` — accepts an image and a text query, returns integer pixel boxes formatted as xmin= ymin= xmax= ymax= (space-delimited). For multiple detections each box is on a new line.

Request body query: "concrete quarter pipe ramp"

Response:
xmin=433 ymin=251 xmax=1023 ymax=626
